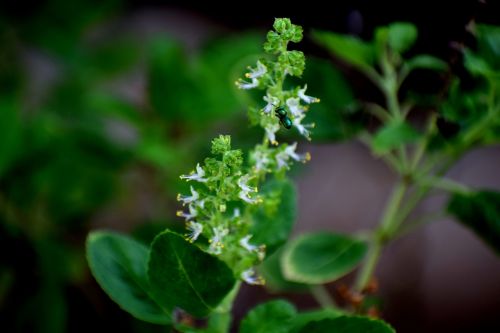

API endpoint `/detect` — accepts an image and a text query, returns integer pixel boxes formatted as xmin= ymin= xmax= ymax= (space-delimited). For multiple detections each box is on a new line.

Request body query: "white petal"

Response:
xmin=236 ymin=78 xmax=259 ymax=90
xmin=177 ymin=186 xmax=199 ymax=205
xmin=286 ymin=97 xmax=305 ymax=117
xmin=186 ymin=222 xmax=203 ymax=242
xmin=180 ymin=163 xmax=207 ymax=182
xmin=238 ymin=175 xmax=255 ymax=193
xmin=241 ymin=268 xmax=264 ymax=285
xmin=292 ymin=115 xmax=314 ymax=140
xmin=265 ymin=123 xmax=280 ymax=145
xmin=239 ymin=191 xmax=258 ymax=204
xmin=246 ymin=61 xmax=267 ymax=79
xmin=239 ymin=235 xmax=257 ymax=252
xmin=298 ymin=84 xmax=320 ymax=104
xmin=263 ymin=94 xmax=279 ymax=114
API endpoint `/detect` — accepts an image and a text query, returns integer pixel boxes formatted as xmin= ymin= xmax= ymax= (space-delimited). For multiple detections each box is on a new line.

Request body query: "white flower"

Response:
xmin=298 ymin=84 xmax=320 ymax=104
xmin=275 ymin=151 xmax=289 ymax=170
xmin=285 ymin=142 xmax=310 ymax=163
xmin=239 ymin=235 xmax=257 ymax=252
xmin=238 ymin=175 xmax=258 ymax=204
xmin=241 ymin=268 xmax=264 ymax=285
xmin=180 ymin=163 xmax=207 ymax=182
xmin=239 ymin=192 xmax=258 ymax=204
xmin=208 ymin=226 xmax=229 ymax=255
xmin=263 ymin=94 xmax=279 ymax=114
xmin=292 ymin=114 xmax=315 ymax=140
xmin=238 ymin=174 xmax=255 ymax=193
xmin=265 ymin=122 xmax=280 ymax=145
xmin=235 ymin=77 xmax=259 ymax=90
xmin=177 ymin=204 xmax=197 ymax=220
xmin=177 ymin=186 xmax=199 ymax=206
xmin=246 ymin=61 xmax=267 ymax=79
xmin=233 ymin=208 xmax=241 ymax=219
xmin=252 ymin=150 xmax=270 ymax=172
xmin=276 ymin=142 xmax=310 ymax=169
xmin=286 ymin=97 xmax=305 ymax=117
xmin=186 ymin=221 xmax=203 ymax=242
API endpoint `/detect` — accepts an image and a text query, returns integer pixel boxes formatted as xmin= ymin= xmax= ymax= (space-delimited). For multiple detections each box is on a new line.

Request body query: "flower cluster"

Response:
xmin=236 ymin=18 xmax=319 ymax=144
xmin=177 ymin=135 xmax=265 ymax=284
xmin=177 ymin=19 xmax=319 ymax=286
xmin=237 ymin=18 xmax=317 ymax=184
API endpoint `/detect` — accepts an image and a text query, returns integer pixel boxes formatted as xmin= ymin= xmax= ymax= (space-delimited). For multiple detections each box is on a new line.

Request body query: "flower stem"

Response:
xmin=355 ymin=180 xmax=407 ymax=292
xmin=354 ymin=240 xmax=382 ymax=293
xmin=310 ymin=284 xmax=338 ymax=309
xmin=212 ymin=282 xmax=241 ymax=333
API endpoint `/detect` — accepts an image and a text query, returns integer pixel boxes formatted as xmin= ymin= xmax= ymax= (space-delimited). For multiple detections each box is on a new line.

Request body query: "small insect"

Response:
xmin=274 ymin=105 xmax=293 ymax=129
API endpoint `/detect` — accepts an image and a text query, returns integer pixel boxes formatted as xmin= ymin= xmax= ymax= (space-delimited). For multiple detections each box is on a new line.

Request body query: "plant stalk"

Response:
xmin=310 ymin=284 xmax=338 ymax=309
xmin=355 ymin=180 xmax=407 ymax=292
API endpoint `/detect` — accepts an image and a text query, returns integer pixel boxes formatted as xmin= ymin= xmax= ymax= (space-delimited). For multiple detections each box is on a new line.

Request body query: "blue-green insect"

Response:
xmin=274 ymin=105 xmax=293 ymax=129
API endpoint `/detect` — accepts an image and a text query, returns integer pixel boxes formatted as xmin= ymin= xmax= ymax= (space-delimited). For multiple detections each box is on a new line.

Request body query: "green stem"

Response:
xmin=380 ymin=181 xmax=408 ymax=232
xmin=354 ymin=240 xmax=382 ymax=292
xmin=419 ymin=176 xmax=470 ymax=194
xmin=381 ymin=59 xmax=410 ymax=173
xmin=355 ymin=180 xmax=408 ymax=291
xmin=388 ymin=155 xmax=456 ymax=237
xmin=310 ymin=284 xmax=338 ymax=309
xmin=365 ymin=103 xmax=392 ymax=123
xmin=393 ymin=210 xmax=446 ymax=239
xmin=358 ymin=133 xmax=403 ymax=173
xmin=411 ymin=115 xmax=437 ymax=171
xmin=211 ymin=281 xmax=241 ymax=333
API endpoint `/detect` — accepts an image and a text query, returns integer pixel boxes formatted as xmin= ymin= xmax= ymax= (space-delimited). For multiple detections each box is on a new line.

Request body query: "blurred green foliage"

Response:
xmin=1 ymin=2 xmax=439 ymax=332
xmin=0 ymin=2 xmax=284 ymax=332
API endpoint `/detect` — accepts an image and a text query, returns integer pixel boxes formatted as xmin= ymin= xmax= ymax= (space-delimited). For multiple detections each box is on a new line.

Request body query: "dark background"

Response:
xmin=1 ymin=1 xmax=499 ymax=332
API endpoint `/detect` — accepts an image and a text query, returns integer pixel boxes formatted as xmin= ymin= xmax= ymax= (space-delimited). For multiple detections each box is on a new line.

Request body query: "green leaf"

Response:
xmin=203 ymin=312 xmax=232 ymax=333
xmin=290 ymin=309 xmax=343 ymax=333
xmin=282 ymin=232 xmax=368 ymax=284
xmin=258 ymin=247 xmax=309 ymax=292
xmin=447 ymin=190 xmax=500 ymax=254
xmin=251 ymin=179 xmax=297 ymax=255
xmin=464 ymin=50 xmax=495 ymax=78
xmin=147 ymin=230 xmax=236 ymax=317
xmin=374 ymin=27 xmax=389 ymax=58
xmin=406 ymin=55 xmax=448 ymax=72
xmin=387 ymin=22 xmax=418 ymax=54
xmin=86 ymin=231 xmax=171 ymax=324
xmin=239 ymin=300 xmax=297 ymax=333
xmin=312 ymin=30 xmax=375 ymax=70
xmin=475 ymin=24 xmax=500 ymax=71
xmin=372 ymin=121 xmax=420 ymax=154
xmin=0 ymin=98 xmax=21 ymax=178
xmin=298 ymin=316 xmax=395 ymax=333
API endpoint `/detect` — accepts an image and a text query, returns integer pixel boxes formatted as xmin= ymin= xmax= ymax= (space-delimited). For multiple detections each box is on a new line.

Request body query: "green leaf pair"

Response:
xmin=86 ymin=230 xmax=236 ymax=324
xmin=313 ymin=22 xmax=447 ymax=73
xmin=240 ymin=300 xmax=394 ymax=333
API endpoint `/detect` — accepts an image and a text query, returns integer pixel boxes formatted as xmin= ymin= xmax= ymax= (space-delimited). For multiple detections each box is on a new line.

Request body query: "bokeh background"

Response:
xmin=0 ymin=1 xmax=499 ymax=332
